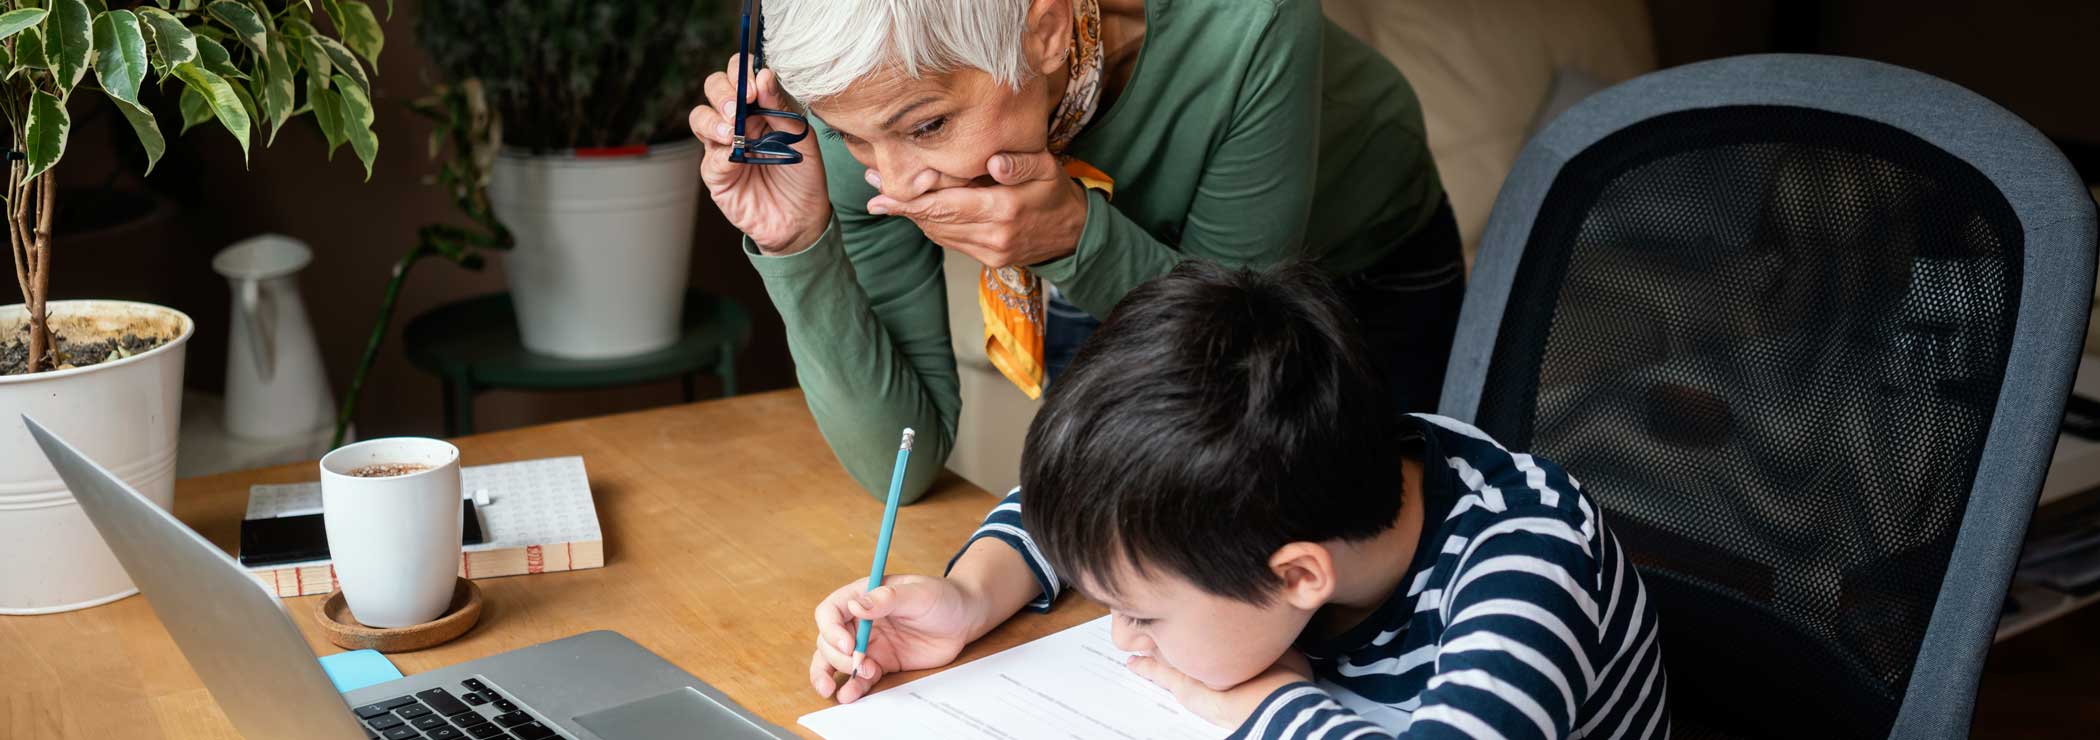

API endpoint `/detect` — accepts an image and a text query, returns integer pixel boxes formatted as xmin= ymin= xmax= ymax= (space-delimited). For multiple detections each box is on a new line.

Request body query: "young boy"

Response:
xmin=807 ymin=262 xmax=1669 ymax=739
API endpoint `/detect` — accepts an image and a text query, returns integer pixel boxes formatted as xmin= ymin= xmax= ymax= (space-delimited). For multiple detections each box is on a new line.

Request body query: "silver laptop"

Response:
xmin=25 ymin=416 xmax=792 ymax=740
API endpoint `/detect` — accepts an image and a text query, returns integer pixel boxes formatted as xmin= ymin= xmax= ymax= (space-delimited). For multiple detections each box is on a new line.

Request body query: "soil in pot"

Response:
xmin=0 ymin=309 xmax=183 ymax=375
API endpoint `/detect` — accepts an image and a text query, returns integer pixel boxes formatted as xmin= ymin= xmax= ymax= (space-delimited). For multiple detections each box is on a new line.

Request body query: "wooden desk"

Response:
xmin=0 ymin=390 xmax=1104 ymax=739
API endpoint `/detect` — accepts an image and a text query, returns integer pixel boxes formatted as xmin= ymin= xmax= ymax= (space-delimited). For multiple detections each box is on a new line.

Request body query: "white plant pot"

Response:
xmin=488 ymin=142 xmax=703 ymax=359
xmin=0 ymin=300 xmax=192 ymax=614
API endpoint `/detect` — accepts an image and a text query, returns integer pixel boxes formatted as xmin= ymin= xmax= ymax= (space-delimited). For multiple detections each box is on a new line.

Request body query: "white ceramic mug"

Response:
xmin=319 ymin=438 xmax=463 ymax=627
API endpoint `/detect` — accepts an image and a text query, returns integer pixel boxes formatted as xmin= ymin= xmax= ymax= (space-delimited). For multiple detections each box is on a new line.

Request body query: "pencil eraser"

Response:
xmin=473 ymin=488 xmax=492 ymax=507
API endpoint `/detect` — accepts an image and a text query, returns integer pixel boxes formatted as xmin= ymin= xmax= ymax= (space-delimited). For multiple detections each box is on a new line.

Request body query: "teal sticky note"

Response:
xmin=318 ymin=649 xmax=405 ymax=693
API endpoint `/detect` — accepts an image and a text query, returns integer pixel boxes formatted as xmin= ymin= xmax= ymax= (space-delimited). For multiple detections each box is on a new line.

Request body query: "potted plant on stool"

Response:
xmin=417 ymin=1 xmax=729 ymax=358
xmin=1 ymin=0 xmax=380 ymax=614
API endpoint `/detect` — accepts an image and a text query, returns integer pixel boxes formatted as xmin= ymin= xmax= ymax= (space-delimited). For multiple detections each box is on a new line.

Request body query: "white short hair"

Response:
xmin=764 ymin=0 xmax=1033 ymax=104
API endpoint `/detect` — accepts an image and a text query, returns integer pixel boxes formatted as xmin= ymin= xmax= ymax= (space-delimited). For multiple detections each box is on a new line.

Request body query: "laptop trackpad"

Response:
xmin=573 ymin=687 xmax=776 ymax=739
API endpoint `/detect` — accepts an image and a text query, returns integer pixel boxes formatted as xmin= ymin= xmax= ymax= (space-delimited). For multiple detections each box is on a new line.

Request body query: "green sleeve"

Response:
xmin=1034 ymin=0 xmax=1324 ymax=317
xmin=743 ymin=132 xmax=958 ymax=505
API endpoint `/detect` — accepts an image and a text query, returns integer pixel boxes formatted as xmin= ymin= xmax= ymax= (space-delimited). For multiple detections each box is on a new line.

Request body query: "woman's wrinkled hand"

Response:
xmin=689 ymin=55 xmax=831 ymax=255
xmin=866 ymin=150 xmax=1087 ymax=269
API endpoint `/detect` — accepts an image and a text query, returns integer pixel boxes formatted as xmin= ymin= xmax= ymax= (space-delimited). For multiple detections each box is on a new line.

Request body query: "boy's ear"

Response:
xmin=1024 ymin=0 xmax=1073 ymax=76
xmin=1269 ymin=542 xmax=1336 ymax=611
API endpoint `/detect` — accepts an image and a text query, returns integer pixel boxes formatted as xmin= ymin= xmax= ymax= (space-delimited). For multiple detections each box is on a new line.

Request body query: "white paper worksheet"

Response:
xmin=798 ymin=616 xmax=1410 ymax=740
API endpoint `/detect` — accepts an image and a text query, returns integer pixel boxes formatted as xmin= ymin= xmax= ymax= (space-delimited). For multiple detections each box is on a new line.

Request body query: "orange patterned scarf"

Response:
xmin=979 ymin=0 xmax=1110 ymax=399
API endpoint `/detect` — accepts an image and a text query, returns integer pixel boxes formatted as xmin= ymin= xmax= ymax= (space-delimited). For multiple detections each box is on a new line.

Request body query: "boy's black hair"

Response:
xmin=1020 ymin=261 xmax=1407 ymax=605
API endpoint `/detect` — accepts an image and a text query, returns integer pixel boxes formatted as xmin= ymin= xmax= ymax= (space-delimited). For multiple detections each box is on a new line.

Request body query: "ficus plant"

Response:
xmin=3 ymin=0 xmax=383 ymax=374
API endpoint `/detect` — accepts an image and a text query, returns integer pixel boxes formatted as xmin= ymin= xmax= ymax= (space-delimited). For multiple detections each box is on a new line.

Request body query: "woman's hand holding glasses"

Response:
xmin=691 ymin=57 xmax=829 ymax=255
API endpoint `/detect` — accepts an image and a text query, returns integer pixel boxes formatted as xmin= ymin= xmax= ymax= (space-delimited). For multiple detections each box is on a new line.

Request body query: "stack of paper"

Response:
xmin=800 ymin=616 xmax=1409 ymax=740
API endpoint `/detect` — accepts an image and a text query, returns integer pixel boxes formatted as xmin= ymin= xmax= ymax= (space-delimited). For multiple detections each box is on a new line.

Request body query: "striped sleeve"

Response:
xmin=1228 ymin=683 xmax=1390 ymax=740
xmin=1411 ymin=528 xmax=1603 ymax=740
xmin=943 ymin=488 xmax=1062 ymax=612
xmin=1229 ymin=528 xmax=1606 ymax=740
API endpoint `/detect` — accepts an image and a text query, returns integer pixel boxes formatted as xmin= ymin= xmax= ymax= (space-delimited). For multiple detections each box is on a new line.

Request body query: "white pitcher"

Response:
xmin=212 ymin=235 xmax=335 ymax=440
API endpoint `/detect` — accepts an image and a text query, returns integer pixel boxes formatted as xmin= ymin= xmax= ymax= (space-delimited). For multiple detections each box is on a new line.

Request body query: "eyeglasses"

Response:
xmin=730 ymin=0 xmax=808 ymax=165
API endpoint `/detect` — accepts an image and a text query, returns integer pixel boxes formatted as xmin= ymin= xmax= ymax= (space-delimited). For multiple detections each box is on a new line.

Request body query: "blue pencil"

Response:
xmin=851 ymin=428 xmax=914 ymax=677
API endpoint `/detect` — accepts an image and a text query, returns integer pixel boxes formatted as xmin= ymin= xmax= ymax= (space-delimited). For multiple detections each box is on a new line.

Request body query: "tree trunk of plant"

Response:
xmin=9 ymin=160 xmax=55 ymax=373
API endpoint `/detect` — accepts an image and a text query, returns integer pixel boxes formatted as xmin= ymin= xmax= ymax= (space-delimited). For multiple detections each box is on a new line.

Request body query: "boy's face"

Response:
xmin=1084 ymin=560 xmax=1318 ymax=690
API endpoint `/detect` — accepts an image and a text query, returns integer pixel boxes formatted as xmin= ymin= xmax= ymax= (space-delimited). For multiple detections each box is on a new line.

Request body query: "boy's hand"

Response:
xmin=809 ymin=575 xmax=982 ymax=703
xmin=1126 ymin=651 xmax=1315 ymax=728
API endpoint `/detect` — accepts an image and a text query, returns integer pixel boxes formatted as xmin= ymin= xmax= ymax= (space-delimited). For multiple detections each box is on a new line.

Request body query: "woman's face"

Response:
xmin=813 ymin=68 xmax=1056 ymax=202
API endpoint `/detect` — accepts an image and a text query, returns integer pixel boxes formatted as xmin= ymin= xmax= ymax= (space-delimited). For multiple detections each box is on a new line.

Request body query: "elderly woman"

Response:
xmin=689 ymin=0 xmax=1458 ymax=503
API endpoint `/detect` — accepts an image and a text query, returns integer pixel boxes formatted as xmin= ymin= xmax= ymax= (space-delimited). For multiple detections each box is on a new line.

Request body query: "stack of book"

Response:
xmin=241 ymin=456 xmax=605 ymax=598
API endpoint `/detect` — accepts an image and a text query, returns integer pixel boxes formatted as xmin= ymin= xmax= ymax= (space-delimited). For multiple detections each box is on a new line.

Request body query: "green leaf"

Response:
xmin=332 ymin=72 xmax=375 ymax=180
xmin=47 ymin=0 xmax=90 ymax=92
xmin=282 ymin=17 xmax=318 ymax=41
xmin=106 ymin=94 xmax=164 ymax=175
xmin=252 ymin=31 xmax=292 ymax=143
xmin=195 ymin=34 xmax=240 ymax=78
xmin=227 ymin=75 xmax=259 ymax=133
xmin=0 ymin=8 xmax=47 ymax=41
xmin=311 ymin=34 xmax=362 ymax=93
xmin=14 ymin=28 xmax=43 ymax=72
xmin=248 ymin=0 xmax=279 ymax=35
xmin=24 ymin=90 xmax=69 ymax=180
xmin=178 ymin=82 xmax=211 ymax=133
xmin=136 ymin=8 xmax=196 ymax=73
xmin=206 ymin=0 xmax=265 ymax=56
xmin=307 ymin=72 xmax=343 ymax=157
xmin=333 ymin=0 xmax=379 ymax=66
xmin=298 ymin=33 xmax=328 ymax=82
xmin=172 ymin=61 xmax=250 ymax=162
xmin=91 ymin=10 xmax=147 ymax=104
xmin=84 ymin=0 xmax=106 ymax=13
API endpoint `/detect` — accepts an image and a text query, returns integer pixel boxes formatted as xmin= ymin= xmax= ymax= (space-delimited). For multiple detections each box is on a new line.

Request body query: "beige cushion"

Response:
xmin=942 ymin=0 xmax=1661 ymax=494
xmin=944 ymin=249 xmax=1040 ymax=495
xmin=1321 ymin=0 xmax=1658 ymax=262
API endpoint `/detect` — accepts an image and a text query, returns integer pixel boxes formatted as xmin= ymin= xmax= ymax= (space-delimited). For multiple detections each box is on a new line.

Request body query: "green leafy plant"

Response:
xmin=417 ymin=0 xmax=728 ymax=151
xmin=4 ymin=0 xmax=383 ymax=374
xmin=333 ymin=78 xmax=506 ymax=446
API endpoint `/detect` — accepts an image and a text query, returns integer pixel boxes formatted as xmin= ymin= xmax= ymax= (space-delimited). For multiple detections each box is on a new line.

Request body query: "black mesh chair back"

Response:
xmin=1438 ymin=55 xmax=2097 ymax=739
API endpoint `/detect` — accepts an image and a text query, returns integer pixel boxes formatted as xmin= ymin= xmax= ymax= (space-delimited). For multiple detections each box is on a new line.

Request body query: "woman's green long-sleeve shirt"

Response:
xmin=744 ymin=0 xmax=1443 ymax=502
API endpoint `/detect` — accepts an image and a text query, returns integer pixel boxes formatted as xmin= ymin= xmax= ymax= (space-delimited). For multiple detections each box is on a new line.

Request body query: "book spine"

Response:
xmin=247 ymin=540 xmax=606 ymax=598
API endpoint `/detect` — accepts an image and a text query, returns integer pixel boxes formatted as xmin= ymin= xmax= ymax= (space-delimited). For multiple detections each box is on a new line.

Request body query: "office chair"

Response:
xmin=1437 ymin=54 xmax=2097 ymax=739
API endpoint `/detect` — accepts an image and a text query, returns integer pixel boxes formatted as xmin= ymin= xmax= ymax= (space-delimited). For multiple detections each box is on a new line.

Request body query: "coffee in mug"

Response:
xmin=347 ymin=462 xmax=431 ymax=478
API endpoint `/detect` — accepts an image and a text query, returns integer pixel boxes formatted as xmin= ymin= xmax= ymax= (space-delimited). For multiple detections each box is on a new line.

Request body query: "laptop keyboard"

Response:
xmin=351 ymin=677 xmax=568 ymax=740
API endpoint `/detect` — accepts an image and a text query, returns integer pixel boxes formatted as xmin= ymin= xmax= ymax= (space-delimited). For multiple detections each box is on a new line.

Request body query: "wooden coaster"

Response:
xmin=315 ymin=578 xmax=483 ymax=653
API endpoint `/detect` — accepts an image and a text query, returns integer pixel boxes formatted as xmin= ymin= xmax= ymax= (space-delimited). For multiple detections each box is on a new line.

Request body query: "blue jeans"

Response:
xmin=1043 ymin=289 xmax=1101 ymax=384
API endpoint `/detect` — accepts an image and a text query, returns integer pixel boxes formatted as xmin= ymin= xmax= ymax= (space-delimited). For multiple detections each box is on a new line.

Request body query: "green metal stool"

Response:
xmin=404 ymin=291 xmax=751 ymax=436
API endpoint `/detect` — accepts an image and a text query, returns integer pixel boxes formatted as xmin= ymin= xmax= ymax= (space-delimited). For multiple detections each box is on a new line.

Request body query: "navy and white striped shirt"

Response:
xmin=950 ymin=413 xmax=1668 ymax=739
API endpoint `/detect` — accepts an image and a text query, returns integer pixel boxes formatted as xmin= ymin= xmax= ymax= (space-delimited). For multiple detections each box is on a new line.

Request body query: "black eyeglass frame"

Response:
xmin=730 ymin=0 xmax=808 ymax=165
